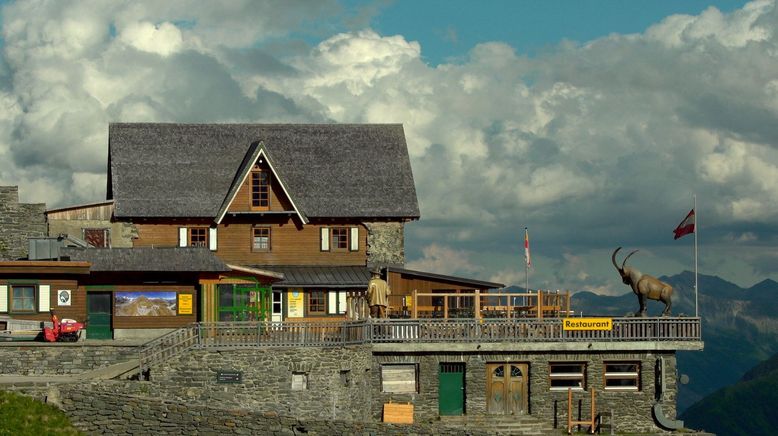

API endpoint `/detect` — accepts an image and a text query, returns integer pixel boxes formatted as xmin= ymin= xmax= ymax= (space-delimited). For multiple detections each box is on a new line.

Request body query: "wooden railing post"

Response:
xmin=412 ymin=289 xmax=418 ymax=319
xmin=474 ymin=289 xmax=481 ymax=320
xmin=537 ymin=290 xmax=543 ymax=319
xmin=443 ymin=296 xmax=449 ymax=319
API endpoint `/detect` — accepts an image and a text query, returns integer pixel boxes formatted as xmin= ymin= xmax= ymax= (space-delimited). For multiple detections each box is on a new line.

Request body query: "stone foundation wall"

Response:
xmin=148 ymin=346 xmax=375 ymax=422
xmin=364 ymin=222 xmax=405 ymax=266
xmin=372 ymin=350 xmax=677 ymax=434
xmin=0 ymin=344 xmax=139 ymax=375
xmin=0 ymin=186 xmax=46 ymax=260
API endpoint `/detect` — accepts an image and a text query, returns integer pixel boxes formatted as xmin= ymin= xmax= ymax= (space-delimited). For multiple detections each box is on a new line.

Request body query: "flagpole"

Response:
xmin=525 ymin=227 xmax=529 ymax=294
xmin=694 ymin=194 xmax=698 ymax=317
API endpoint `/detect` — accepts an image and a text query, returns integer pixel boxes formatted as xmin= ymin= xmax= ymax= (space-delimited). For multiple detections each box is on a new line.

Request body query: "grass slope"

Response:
xmin=0 ymin=391 xmax=81 ymax=436
xmin=680 ymin=353 xmax=778 ymax=436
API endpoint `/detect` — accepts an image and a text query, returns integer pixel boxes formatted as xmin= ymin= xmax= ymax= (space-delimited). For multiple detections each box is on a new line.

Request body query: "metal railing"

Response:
xmin=137 ymin=317 xmax=701 ymax=371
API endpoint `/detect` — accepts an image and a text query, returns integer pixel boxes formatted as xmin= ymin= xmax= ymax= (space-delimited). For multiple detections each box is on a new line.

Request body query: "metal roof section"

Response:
xmin=254 ymin=265 xmax=371 ymax=288
xmin=386 ymin=266 xmax=505 ymax=289
xmin=225 ymin=263 xmax=285 ymax=281
xmin=61 ymin=247 xmax=229 ymax=272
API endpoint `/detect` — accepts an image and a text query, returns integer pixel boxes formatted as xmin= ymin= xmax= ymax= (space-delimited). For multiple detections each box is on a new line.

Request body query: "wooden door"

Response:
xmin=486 ymin=363 xmax=528 ymax=415
xmin=439 ymin=363 xmax=465 ymax=415
xmin=86 ymin=292 xmax=112 ymax=340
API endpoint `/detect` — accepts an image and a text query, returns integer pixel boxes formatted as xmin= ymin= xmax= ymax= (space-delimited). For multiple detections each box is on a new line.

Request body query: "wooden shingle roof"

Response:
xmin=108 ymin=123 xmax=420 ymax=220
xmin=61 ymin=247 xmax=229 ymax=272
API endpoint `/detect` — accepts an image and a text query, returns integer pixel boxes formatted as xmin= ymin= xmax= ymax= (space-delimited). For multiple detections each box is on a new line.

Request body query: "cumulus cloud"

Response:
xmin=1 ymin=0 xmax=777 ymax=291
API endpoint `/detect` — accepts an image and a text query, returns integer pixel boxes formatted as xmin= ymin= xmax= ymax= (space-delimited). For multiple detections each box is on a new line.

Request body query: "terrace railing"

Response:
xmin=137 ymin=317 xmax=701 ymax=371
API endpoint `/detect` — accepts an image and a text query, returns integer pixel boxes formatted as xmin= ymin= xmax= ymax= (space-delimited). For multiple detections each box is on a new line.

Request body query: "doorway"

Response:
xmin=439 ymin=362 xmax=465 ymax=415
xmin=486 ymin=362 xmax=528 ymax=415
xmin=271 ymin=291 xmax=282 ymax=322
xmin=86 ymin=292 xmax=113 ymax=339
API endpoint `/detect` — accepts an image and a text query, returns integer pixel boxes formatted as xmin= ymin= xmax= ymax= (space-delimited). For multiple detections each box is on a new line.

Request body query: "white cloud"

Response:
xmin=405 ymin=244 xmax=480 ymax=277
xmin=118 ymin=21 xmax=183 ymax=56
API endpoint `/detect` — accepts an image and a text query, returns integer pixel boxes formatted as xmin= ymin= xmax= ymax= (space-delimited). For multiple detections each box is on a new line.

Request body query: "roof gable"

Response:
xmin=108 ymin=123 xmax=420 ymax=220
xmin=215 ymin=145 xmax=307 ymax=224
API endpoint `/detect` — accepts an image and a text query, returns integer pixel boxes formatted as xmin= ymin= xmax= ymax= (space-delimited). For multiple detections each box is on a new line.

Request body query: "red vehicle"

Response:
xmin=43 ymin=311 xmax=84 ymax=342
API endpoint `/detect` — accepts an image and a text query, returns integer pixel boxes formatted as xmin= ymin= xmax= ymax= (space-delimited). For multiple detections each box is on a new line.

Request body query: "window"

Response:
xmin=381 ymin=364 xmax=418 ymax=393
xmin=307 ymin=290 xmax=326 ymax=315
xmin=251 ymin=166 xmax=270 ymax=210
xmin=252 ymin=227 xmax=271 ymax=251
xmin=189 ymin=228 xmax=208 ymax=247
xmin=549 ymin=362 xmax=586 ymax=391
xmin=291 ymin=372 xmax=308 ymax=390
xmin=83 ymin=228 xmax=110 ymax=248
xmin=332 ymin=227 xmax=348 ymax=250
xmin=604 ymin=361 xmax=640 ymax=391
xmin=11 ymin=285 xmax=36 ymax=313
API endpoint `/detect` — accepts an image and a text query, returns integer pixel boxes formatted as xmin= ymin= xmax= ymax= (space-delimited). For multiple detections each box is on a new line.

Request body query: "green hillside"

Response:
xmin=0 ymin=390 xmax=81 ymax=435
xmin=681 ymin=352 xmax=778 ymax=436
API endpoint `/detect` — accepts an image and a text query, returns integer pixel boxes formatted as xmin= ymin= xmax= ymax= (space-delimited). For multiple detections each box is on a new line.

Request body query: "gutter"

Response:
xmin=653 ymin=356 xmax=684 ymax=431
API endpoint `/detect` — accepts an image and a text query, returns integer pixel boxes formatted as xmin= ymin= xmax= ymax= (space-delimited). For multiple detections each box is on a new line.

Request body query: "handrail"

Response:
xmin=137 ymin=317 xmax=701 ymax=371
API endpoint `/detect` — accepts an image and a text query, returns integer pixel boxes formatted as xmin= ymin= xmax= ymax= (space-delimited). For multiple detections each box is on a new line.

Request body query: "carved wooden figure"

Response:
xmin=612 ymin=247 xmax=674 ymax=317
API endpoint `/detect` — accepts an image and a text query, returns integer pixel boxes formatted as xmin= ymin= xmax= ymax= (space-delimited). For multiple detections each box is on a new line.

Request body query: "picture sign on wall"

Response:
xmin=178 ymin=294 xmax=193 ymax=315
xmin=115 ymin=292 xmax=177 ymax=316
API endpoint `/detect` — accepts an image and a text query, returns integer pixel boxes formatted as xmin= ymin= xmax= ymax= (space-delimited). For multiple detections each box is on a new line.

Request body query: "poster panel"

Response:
xmin=287 ymin=289 xmax=304 ymax=318
xmin=178 ymin=294 xmax=193 ymax=315
xmin=115 ymin=291 xmax=177 ymax=316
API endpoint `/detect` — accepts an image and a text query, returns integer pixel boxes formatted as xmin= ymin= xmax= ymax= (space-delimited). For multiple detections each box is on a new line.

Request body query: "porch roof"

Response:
xmin=61 ymin=247 xmax=229 ymax=272
xmin=253 ymin=265 xmax=371 ymax=288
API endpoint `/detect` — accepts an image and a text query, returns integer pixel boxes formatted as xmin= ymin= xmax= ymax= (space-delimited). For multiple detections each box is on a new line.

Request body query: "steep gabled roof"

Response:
xmin=108 ymin=123 xmax=420 ymax=220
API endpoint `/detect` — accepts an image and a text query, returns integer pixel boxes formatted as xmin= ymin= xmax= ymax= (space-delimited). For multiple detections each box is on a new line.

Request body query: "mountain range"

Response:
xmin=567 ymin=271 xmax=778 ymax=413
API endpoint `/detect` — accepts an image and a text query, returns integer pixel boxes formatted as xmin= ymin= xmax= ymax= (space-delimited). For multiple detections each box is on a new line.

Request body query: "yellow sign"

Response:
xmin=178 ymin=294 xmax=193 ymax=315
xmin=287 ymin=289 xmax=304 ymax=318
xmin=563 ymin=318 xmax=613 ymax=331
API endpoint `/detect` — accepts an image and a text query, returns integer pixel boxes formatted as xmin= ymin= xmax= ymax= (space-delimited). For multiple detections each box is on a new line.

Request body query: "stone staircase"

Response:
xmin=439 ymin=414 xmax=560 ymax=435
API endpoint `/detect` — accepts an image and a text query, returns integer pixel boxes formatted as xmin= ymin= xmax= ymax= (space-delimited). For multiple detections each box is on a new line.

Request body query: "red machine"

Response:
xmin=43 ymin=312 xmax=84 ymax=342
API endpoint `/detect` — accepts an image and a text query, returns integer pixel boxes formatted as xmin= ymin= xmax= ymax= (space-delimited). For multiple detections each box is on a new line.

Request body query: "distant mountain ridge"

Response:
xmin=564 ymin=271 xmax=778 ymax=413
xmin=680 ymin=350 xmax=778 ymax=435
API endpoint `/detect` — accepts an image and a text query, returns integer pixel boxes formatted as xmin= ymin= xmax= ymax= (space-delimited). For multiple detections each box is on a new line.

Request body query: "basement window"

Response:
xmin=604 ymin=361 xmax=640 ymax=391
xmin=381 ymin=364 xmax=418 ymax=393
xmin=549 ymin=362 xmax=586 ymax=391
xmin=291 ymin=372 xmax=308 ymax=391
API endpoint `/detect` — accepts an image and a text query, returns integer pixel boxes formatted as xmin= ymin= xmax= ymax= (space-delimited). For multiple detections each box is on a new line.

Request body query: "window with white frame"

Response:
xmin=291 ymin=372 xmax=308 ymax=390
xmin=604 ymin=361 xmax=640 ymax=391
xmin=549 ymin=362 xmax=586 ymax=391
xmin=381 ymin=364 xmax=418 ymax=393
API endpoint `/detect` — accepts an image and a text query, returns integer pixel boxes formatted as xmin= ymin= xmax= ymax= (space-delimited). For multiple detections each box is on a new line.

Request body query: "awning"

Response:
xmin=251 ymin=265 xmax=371 ymax=288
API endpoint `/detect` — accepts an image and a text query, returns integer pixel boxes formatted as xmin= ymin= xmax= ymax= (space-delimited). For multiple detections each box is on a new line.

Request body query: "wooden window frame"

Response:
xmin=331 ymin=227 xmax=349 ymax=251
xmin=83 ymin=228 xmax=111 ymax=248
xmin=307 ymin=290 xmax=326 ymax=315
xmin=549 ymin=362 xmax=586 ymax=391
xmin=252 ymin=226 xmax=271 ymax=252
xmin=603 ymin=361 xmax=640 ymax=391
xmin=250 ymin=166 xmax=270 ymax=211
xmin=188 ymin=227 xmax=208 ymax=248
xmin=380 ymin=363 xmax=419 ymax=393
xmin=10 ymin=285 xmax=37 ymax=314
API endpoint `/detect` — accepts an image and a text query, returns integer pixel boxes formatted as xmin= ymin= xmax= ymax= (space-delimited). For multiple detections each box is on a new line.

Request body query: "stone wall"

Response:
xmin=372 ymin=350 xmax=678 ymax=434
xmin=47 ymin=384 xmax=488 ymax=435
xmin=148 ymin=346 xmax=375 ymax=422
xmin=0 ymin=344 xmax=139 ymax=375
xmin=0 ymin=186 xmax=46 ymax=260
xmin=364 ymin=221 xmax=405 ymax=266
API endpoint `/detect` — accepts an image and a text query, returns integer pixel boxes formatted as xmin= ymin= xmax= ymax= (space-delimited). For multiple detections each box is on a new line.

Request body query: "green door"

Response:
xmin=86 ymin=292 xmax=113 ymax=339
xmin=439 ymin=362 xmax=465 ymax=415
xmin=217 ymin=282 xmax=272 ymax=321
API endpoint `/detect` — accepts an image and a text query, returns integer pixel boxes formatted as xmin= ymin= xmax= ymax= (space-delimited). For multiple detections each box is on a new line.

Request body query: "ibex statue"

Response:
xmin=612 ymin=247 xmax=674 ymax=317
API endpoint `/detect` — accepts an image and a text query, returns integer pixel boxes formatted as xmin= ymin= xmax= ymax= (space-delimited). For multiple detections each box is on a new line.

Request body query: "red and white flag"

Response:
xmin=673 ymin=209 xmax=695 ymax=240
xmin=524 ymin=228 xmax=531 ymax=267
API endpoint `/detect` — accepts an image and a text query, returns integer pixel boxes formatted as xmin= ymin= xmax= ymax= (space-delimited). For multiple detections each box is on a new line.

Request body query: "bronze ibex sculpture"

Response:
xmin=612 ymin=247 xmax=674 ymax=317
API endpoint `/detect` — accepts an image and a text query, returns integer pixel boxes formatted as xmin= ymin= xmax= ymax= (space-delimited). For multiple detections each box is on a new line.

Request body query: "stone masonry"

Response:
xmin=0 ymin=186 xmax=46 ymax=260
xmin=364 ymin=221 xmax=405 ymax=266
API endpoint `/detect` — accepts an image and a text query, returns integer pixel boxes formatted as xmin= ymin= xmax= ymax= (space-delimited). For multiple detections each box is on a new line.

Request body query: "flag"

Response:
xmin=524 ymin=227 xmax=531 ymax=267
xmin=673 ymin=209 xmax=695 ymax=240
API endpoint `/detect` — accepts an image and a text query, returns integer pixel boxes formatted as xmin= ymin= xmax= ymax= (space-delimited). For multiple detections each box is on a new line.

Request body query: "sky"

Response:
xmin=0 ymin=0 xmax=776 ymax=296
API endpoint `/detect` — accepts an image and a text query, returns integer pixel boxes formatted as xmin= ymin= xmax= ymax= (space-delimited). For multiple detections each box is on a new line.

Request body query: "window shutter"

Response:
xmin=350 ymin=227 xmax=359 ymax=251
xmin=327 ymin=291 xmax=338 ymax=314
xmin=338 ymin=291 xmax=347 ymax=314
xmin=38 ymin=285 xmax=50 ymax=312
xmin=0 ymin=285 xmax=7 ymax=312
xmin=178 ymin=227 xmax=187 ymax=247
xmin=320 ymin=228 xmax=330 ymax=251
xmin=209 ymin=228 xmax=218 ymax=251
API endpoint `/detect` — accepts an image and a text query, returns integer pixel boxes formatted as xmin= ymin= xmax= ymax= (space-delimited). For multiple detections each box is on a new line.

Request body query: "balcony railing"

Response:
xmin=137 ymin=317 xmax=701 ymax=372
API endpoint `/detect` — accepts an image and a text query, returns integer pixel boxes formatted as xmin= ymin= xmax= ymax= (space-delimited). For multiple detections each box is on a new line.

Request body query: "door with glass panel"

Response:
xmin=486 ymin=363 xmax=528 ymax=415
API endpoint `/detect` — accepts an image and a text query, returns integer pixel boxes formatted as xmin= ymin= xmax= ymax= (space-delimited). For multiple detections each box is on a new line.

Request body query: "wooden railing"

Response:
xmin=137 ymin=317 xmax=701 ymax=369
xmin=398 ymin=290 xmax=572 ymax=319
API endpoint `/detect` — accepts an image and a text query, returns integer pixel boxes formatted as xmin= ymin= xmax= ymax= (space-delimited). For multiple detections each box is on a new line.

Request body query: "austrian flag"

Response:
xmin=673 ymin=209 xmax=695 ymax=240
xmin=524 ymin=228 xmax=531 ymax=267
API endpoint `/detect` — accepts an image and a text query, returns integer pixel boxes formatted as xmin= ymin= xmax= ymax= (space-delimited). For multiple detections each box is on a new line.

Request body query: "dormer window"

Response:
xmin=189 ymin=228 xmax=208 ymax=247
xmin=251 ymin=164 xmax=270 ymax=210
